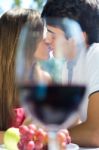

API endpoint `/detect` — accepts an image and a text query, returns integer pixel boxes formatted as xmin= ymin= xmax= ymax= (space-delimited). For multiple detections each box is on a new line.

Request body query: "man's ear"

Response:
xmin=83 ymin=32 xmax=89 ymax=48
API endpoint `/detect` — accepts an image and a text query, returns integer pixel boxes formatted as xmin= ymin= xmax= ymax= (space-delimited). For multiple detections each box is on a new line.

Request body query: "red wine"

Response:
xmin=19 ymin=84 xmax=86 ymax=125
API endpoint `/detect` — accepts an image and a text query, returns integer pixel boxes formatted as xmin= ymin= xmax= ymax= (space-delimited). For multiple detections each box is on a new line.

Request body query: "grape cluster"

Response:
xmin=17 ymin=124 xmax=48 ymax=150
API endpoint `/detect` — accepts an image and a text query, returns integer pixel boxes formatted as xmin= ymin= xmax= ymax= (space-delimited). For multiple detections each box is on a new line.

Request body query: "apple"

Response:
xmin=4 ymin=127 xmax=20 ymax=150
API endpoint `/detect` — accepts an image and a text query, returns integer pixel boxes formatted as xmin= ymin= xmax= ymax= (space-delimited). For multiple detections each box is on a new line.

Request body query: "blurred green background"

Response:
xmin=0 ymin=0 xmax=46 ymax=15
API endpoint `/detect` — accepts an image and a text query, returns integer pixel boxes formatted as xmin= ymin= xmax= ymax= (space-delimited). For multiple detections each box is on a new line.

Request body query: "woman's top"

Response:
xmin=11 ymin=107 xmax=26 ymax=128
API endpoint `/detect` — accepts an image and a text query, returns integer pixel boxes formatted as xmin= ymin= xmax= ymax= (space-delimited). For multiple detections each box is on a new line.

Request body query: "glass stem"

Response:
xmin=48 ymin=131 xmax=60 ymax=150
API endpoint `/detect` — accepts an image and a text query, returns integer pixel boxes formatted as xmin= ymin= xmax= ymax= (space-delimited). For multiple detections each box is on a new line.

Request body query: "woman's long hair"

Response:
xmin=0 ymin=8 xmax=44 ymax=130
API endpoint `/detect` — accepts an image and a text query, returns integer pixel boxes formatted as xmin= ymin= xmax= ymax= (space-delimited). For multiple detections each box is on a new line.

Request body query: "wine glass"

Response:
xmin=15 ymin=17 xmax=87 ymax=150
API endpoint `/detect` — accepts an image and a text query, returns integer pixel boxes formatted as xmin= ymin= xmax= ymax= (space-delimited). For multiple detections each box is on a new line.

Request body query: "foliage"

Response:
xmin=34 ymin=0 xmax=45 ymax=9
xmin=12 ymin=0 xmax=46 ymax=10
xmin=12 ymin=0 xmax=22 ymax=7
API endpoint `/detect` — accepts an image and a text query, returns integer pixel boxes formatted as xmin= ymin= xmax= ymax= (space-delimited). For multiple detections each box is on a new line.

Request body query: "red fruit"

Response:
xmin=28 ymin=124 xmax=37 ymax=131
xmin=17 ymin=142 xmax=24 ymax=150
xmin=20 ymin=136 xmax=28 ymax=144
xmin=67 ymin=135 xmax=71 ymax=144
xmin=36 ymin=128 xmax=48 ymax=144
xmin=57 ymin=129 xmax=71 ymax=144
xmin=61 ymin=142 xmax=66 ymax=149
xmin=43 ymin=133 xmax=48 ymax=145
xmin=35 ymin=141 xmax=43 ymax=150
xmin=59 ymin=129 xmax=69 ymax=136
xmin=27 ymin=129 xmax=35 ymax=140
xmin=19 ymin=125 xmax=29 ymax=135
xmin=26 ymin=141 xmax=35 ymax=150
xmin=57 ymin=132 xmax=66 ymax=143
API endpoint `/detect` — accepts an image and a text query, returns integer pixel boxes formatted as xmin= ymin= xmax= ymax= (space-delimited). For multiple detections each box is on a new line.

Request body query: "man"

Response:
xmin=41 ymin=0 xmax=99 ymax=147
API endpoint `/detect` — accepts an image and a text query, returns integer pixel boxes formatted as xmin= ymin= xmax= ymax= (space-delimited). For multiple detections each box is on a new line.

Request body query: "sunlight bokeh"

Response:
xmin=0 ymin=0 xmax=41 ymax=15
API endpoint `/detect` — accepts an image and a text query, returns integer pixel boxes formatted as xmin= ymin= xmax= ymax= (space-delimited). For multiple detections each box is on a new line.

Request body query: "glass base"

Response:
xmin=48 ymin=131 xmax=60 ymax=150
xmin=67 ymin=143 xmax=79 ymax=150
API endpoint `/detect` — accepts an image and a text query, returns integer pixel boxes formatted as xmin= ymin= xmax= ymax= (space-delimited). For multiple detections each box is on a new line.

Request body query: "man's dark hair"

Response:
xmin=41 ymin=0 xmax=99 ymax=45
xmin=42 ymin=0 xmax=83 ymax=19
xmin=79 ymin=2 xmax=99 ymax=45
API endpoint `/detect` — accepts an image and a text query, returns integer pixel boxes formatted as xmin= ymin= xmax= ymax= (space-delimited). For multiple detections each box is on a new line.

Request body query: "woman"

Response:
xmin=0 ymin=7 xmax=50 ymax=144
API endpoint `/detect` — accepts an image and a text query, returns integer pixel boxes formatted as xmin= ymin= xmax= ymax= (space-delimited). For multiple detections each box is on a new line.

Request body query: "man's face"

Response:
xmin=46 ymin=25 xmax=77 ymax=60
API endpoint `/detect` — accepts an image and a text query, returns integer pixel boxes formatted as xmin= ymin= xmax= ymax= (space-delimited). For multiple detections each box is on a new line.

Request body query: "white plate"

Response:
xmin=0 ymin=145 xmax=7 ymax=150
xmin=80 ymin=147 xmax=99 ymax=150
xmin=67 ymin=143 xmax=79 ymax=150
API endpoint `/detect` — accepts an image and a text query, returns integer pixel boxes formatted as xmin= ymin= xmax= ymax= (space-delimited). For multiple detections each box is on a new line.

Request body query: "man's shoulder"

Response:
xmin=87 ymin=43 xmax=99 ymax=55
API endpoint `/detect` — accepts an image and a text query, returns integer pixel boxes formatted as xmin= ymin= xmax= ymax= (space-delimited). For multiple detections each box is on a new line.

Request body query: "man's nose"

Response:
xmin=44 ymin=33 xmax=54 ymax=44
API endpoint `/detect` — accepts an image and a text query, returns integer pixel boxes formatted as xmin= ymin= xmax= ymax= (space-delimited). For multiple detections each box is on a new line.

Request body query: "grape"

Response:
xmin=17 ymin=142 xmax=24 ymax=150
xmin=42 ymin=132 xmax=48 ymax=145
xmin=36 ymin=128 xmax=48 ymax=143
xmin=18 ymin=124 xmax=48 ymax=150
xmin=28 ymin=124 xmax=37 ymax=131
xmin=35 ymin=141 xmax=43 ymax=150
xmin=27 ymin=129 xmax=35 ymax=140
xmin=26 ymin=141 xmax=35 ymax=150
xmin=67 ymin=135 xmax=71 ymax=144
xmin=59 ymin=129 xmax=69 ymax=136
xmin=61 ymin=142 xmax=66 ymax=149
xmin=57 ymin=129 xmax=71 ymax=144
xmin=19 ymin=125 xmax=29 ymax=135
xmin=57 ymin=132 xmax=66 ymax=143
xmin=42 ymin=144 xmax=48 ymax=150
xmin=20 ymin=136 xmax=28 ymax=144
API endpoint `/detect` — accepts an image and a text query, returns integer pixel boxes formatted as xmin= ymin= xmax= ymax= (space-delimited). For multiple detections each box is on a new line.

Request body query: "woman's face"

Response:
xmin=34 ymin=37 xmax=50 ymax=60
